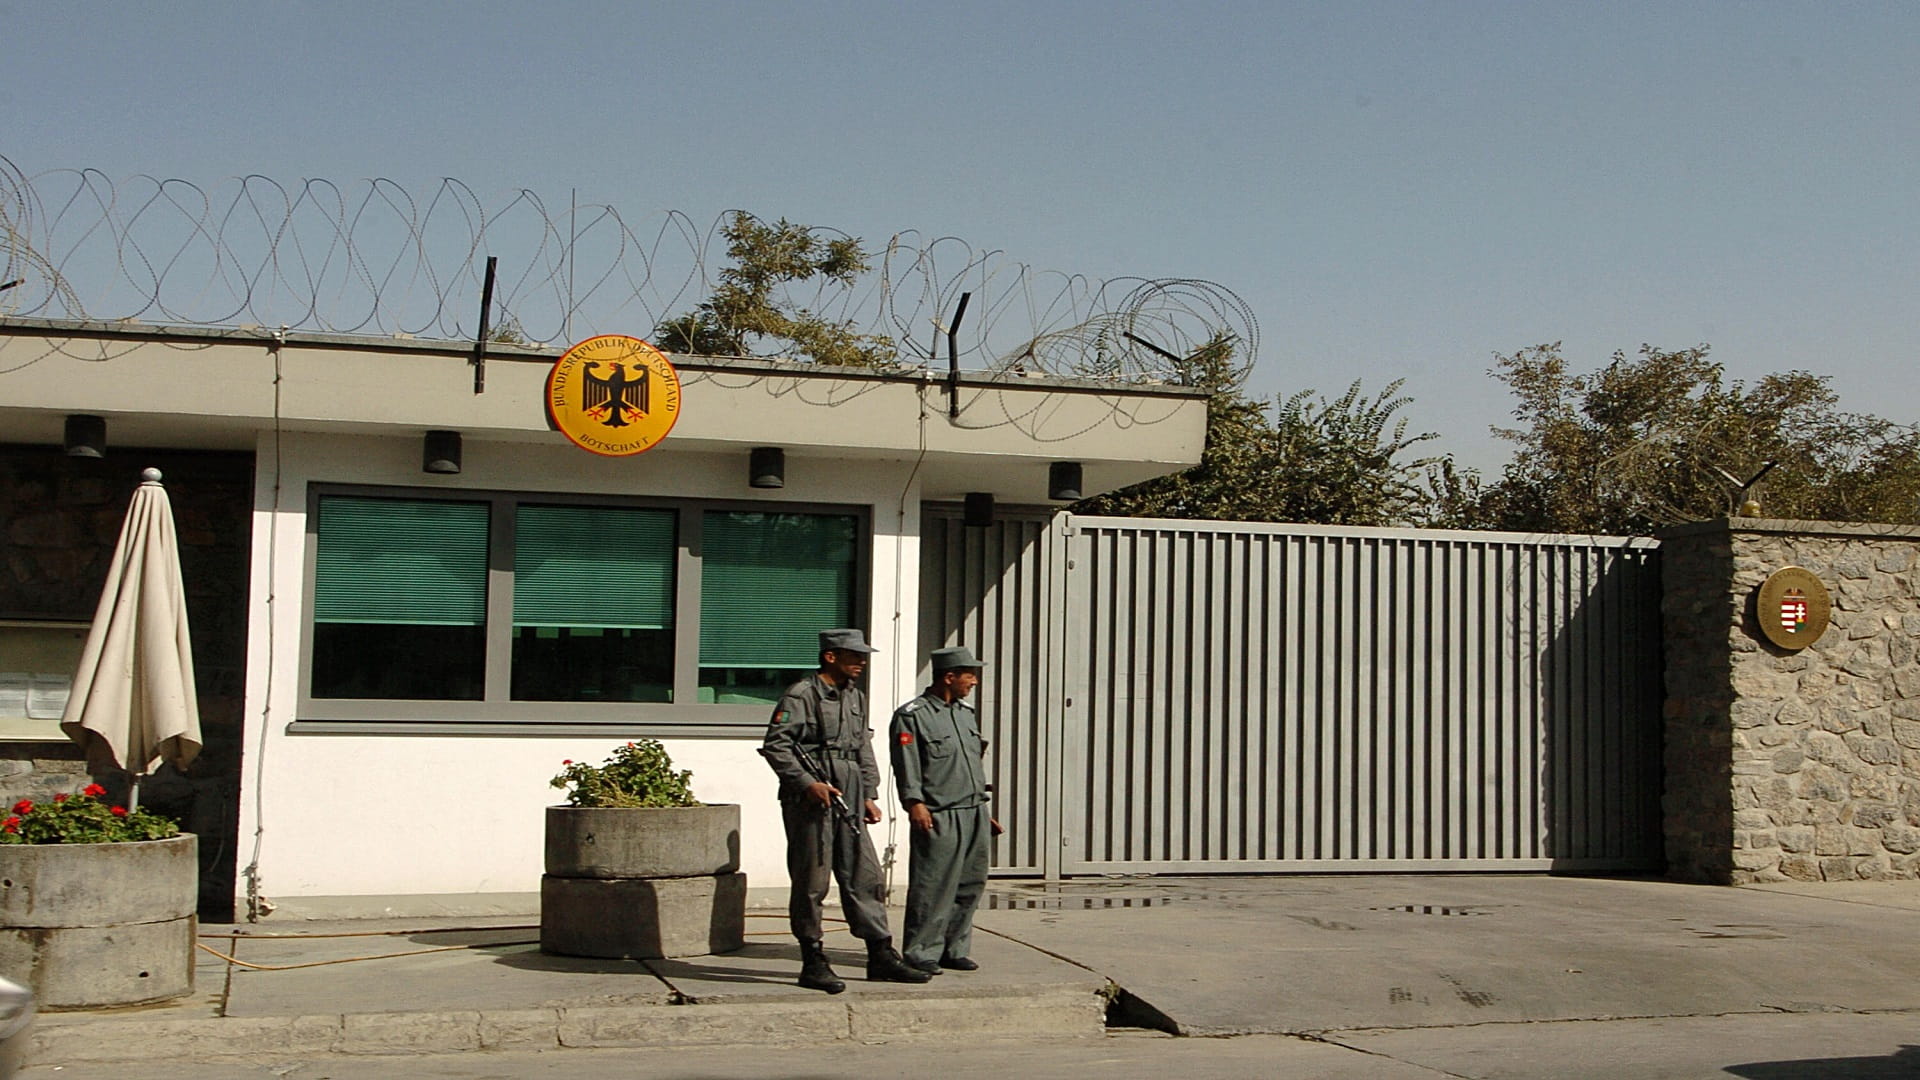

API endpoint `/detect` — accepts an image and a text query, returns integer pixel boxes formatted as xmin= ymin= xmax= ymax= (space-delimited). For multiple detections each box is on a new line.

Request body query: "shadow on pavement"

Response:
xmin=472 ymin=935 xmax=801 ymax=990
xmin=1725 ymin=1044 xmax=1920 ymax=1079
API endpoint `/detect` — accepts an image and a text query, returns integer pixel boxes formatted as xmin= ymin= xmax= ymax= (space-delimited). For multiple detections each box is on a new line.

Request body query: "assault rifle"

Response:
xmin=790 ymin=743 xmax=861 ymax=829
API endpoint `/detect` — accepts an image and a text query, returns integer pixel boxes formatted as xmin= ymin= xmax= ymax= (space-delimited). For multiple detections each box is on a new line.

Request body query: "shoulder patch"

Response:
xmin=898 ymin=731 xmax=914 ymax=745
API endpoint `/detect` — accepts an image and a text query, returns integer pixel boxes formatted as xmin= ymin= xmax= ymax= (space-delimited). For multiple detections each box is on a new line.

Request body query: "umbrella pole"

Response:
xmin=129 ymin=774 xmax=141 ymax=813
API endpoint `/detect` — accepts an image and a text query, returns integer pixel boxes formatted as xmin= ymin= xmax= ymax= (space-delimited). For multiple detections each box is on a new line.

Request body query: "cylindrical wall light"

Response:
xmin=1048 ymin=461 xmax=1084 ymax=502
xmin=963 ymin=491 xmax=995 ymax=528
xmin=749 ymin=447 xmax=786 ymax=489
xmin=422 ymin=430 xmax=463 ymax=474
xmin=64 ymin=414 xmax=106 ymax=459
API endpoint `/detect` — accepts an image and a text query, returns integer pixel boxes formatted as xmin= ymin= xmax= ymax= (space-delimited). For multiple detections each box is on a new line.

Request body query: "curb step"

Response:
xmin=29 ymin=984 xmax=1107 ymax=1064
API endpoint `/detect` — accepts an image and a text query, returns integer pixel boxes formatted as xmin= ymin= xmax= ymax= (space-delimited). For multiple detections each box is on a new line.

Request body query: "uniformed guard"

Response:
xmin=889 ymin=645 xmax=1002 ymax=975
xmin=760 ymin=628 xmax=930 ymax=993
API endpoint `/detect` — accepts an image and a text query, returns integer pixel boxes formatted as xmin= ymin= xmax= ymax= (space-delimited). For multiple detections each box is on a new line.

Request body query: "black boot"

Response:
xmin=797 ymin=941 xmax=846 ymax=994
xmin=866 ymin=939 xmax=934 ymax=984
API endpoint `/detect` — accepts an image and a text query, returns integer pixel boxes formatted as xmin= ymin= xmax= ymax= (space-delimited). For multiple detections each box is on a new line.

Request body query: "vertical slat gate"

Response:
xmin=920 ymin=509 xmax=1664 ymax=877
xmin=917 ymin=507 xmax=1056 ymax=875
xmin=1058 ymin=517 xmax=1663 ymax=873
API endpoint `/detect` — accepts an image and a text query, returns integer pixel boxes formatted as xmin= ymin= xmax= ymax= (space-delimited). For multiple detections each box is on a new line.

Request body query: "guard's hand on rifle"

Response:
xmin=806 ymin=781 xmax=841 ymax=810
xmin=908 ymin=802 xmax=935 ymax=833
xmin=863 ymin=799 xmax=883 ymax=825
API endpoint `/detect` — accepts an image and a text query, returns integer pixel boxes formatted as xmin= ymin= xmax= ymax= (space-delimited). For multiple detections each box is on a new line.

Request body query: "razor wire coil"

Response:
xmin=0 ymin=160 xmax=1256 ymax=388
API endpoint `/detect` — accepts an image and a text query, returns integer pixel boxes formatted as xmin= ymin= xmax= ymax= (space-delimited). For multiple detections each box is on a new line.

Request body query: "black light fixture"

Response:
xmin=1048 ymin=461 xmax=1084 ymax=502
xmin=963 ymin=491 xmax=995 ymax=528
xmin=422 ymin=430 xmax=462 ymax=475
xmin=749 ymin=447 xmax=785 ymax=489
xmin=63 ymin=414 xmax=106 ymax=459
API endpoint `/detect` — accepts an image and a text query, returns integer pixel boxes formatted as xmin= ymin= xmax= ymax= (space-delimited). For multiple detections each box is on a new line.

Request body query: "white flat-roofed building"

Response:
xmin=0 ymin=318 xmax=1205 ymax=915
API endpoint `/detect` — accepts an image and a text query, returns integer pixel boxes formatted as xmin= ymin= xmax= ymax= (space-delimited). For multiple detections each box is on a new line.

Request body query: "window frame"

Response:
xmin=294 ymin=483 xmax=869 ymax=737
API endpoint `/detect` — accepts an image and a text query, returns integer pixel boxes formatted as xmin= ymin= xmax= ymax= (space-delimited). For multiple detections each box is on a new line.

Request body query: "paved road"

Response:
xmin=22 ymin=1012 xmax=1920 ymax=1079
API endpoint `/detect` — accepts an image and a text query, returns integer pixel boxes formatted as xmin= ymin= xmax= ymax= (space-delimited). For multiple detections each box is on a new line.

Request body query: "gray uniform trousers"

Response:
xmin=902 ymin=803 xmax=991 ymax=965
xmin=780 ymin=763 xmax=891 ymax=944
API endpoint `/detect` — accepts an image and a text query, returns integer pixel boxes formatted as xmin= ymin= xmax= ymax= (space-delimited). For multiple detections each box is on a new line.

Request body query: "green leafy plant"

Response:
xmin=653 ymin=212 xmax=896 ymax=368
xmin=550 ymin=740 xmax=699 ymax=808
xmin=0 ymin=784 xmax=182 ymax=844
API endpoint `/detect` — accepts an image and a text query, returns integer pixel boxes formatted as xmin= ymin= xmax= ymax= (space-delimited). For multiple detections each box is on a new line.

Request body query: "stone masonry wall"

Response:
xmin=1660 ymin=527 xmax=1736 ymax=883
xmin=1661 ymin=519 xmax=1920 ymax=884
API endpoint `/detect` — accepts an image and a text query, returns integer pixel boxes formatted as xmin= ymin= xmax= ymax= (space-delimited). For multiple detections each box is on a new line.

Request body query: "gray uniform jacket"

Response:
xmin=889 ymin=690 xmax=988 ymax=811
xmin=760 ymin=674 xmax=881 ymax=806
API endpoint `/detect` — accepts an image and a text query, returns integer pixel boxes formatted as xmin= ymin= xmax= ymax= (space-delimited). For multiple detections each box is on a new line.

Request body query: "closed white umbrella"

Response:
xmin=59 ymin=468 xmax=202 ymax=806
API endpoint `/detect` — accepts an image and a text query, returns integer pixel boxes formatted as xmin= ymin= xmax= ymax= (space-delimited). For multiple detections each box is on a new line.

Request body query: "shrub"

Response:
xmin=0 ymin=784 xmax=182 ymax=844
xmin=550 ymin=740 xmax=699 ymax=808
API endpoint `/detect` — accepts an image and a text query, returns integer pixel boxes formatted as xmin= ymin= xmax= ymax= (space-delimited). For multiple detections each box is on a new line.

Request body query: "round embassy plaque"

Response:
xmin=546 ymin=335 xmax=682 ymax=456
xmin=1755 ymin=566 xmax=1830 ymax=649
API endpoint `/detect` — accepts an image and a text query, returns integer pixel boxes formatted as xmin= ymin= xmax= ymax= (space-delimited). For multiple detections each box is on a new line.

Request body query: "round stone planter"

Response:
xmin=543 ymin=803 xmax=741 ymax=879
xmin=0 ymin=833 xmax=197 ymax=1008
xmin=541 ymin=805 xmax=744 ymax=959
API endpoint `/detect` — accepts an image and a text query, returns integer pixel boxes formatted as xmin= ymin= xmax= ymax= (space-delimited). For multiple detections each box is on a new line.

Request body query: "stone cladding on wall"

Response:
xmin=1661 ymin=519 xmax=1920 ymax=884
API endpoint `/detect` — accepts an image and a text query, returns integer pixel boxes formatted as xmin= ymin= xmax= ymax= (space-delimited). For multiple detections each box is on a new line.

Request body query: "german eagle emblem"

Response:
xmin=582 ymin=361 xmax=650 ymax=428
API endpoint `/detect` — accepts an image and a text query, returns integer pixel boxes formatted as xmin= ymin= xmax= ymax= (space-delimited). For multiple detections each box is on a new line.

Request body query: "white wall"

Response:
xmin=236 ymin=430 xmax=926 ymax=909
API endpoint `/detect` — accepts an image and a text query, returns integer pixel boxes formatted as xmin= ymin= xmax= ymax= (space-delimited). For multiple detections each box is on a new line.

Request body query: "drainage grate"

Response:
xmin=1373 ymin=904 xmax=1487 ymax=917
xmin=983 ymin=894 xmax=1169 ymax=910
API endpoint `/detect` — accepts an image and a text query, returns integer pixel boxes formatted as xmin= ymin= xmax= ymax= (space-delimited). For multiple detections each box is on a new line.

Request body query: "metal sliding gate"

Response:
xmin=921 ymin=509 xmax=1664 ymax=879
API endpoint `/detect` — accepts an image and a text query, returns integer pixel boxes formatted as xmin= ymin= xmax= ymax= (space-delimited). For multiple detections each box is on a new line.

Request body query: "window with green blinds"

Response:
xmin=513 ymin=505 xmax=674 ymax=629
xmin=314 ymin=496 xmax=489 ymax=625
xmin=699 ymin=512 xmax=856 ymax=668
xmin=304 ymin=488 xmax=867 ymax=716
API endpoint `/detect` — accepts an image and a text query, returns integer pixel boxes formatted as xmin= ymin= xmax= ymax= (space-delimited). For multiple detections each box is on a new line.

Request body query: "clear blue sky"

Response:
xmin=8 ymin=1 xmax=1917 ymax=472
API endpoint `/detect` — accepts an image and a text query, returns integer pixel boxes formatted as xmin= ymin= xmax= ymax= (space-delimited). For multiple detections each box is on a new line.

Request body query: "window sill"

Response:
xmin=289 ymin=706 xmax=769 ymax=739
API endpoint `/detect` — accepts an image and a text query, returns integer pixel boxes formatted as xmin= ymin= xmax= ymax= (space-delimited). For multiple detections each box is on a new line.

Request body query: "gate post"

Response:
xmin=1042 ymin=513 xmax=1081 ymax=880
xmin=1661 ymin=518 xmax=1920 ymax=884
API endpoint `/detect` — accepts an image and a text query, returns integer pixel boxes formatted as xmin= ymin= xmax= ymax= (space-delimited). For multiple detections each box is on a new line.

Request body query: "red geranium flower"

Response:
xmin=53 ymin=793 xmax=68 ymax=803
xmin=110 ymin=806 xmax=128 ymax=817
xmin=1 ymin=817 xmax=17 ymax=833
xmin=11 ymin=800 xmax=30 ymax=815
xmin=562 ymin=759 xmax=572 ymax=765
xmin=82 ymin=783 xmax=107 ymax=798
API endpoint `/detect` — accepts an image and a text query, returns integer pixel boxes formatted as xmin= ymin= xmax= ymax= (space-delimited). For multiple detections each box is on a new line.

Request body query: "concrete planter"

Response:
xmin=541 ymin=805 xmax=744 ymax=959
xmin=0 ymin=833 xmax=197 ymax=1008
xmin=543 ymin=804 xmax=741 ymax=878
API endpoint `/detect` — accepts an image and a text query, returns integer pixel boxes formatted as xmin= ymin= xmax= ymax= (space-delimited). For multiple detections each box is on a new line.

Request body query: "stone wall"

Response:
xmin=0 ymin=444 xmax=254 ymax=918
xmin=1661 ymin=519 xmax=1920 ymax=884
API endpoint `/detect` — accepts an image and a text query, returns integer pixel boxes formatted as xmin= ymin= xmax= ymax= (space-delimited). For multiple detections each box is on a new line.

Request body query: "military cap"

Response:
xmin=930 ymin=645 xmax=986 ymax=671
xmin=819 ymin=628 xmax=877 ymax=654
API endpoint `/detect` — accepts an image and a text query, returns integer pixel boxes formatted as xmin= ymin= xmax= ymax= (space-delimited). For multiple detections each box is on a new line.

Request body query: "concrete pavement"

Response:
xmin=971 ymin=874 xmax=1920 ymax=1035
xmin=25 ymin=908 xmax=1107 ymax=1066
xmin=19 ymin=875 xmax=1920 ymax=1075
xmin=24 ymin=1017 xmax=1920 ymax=1079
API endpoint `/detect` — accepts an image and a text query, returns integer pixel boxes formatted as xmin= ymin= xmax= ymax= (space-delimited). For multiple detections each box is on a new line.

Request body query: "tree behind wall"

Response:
xmin=653 ymin=212 xmax=895 ymax=368
xmin=1074 ymin=334 xmax=1442 ymax=526
xmin=1436 ymin=342 xmax=1920 ymax=534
